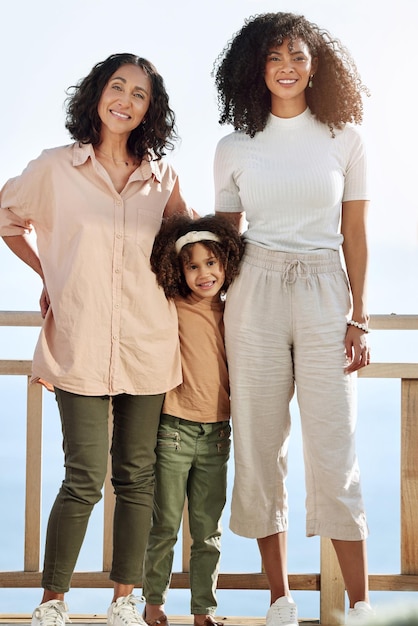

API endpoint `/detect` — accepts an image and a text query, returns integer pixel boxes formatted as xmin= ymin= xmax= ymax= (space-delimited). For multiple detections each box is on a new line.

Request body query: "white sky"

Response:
xmin=1 ymin=0 xmax=417 ymax=315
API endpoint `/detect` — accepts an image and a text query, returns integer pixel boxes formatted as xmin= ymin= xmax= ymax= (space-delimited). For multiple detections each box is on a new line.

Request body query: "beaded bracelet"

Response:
xmin=347 ymin=320 xmax=369 ymax=333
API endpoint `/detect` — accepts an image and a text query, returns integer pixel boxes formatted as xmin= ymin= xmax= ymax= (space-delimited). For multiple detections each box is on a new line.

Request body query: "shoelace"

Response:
xmin=348 ymin=603 xmax=375 ymax=619
xmin=269 ymin=602 xmax=297 ymax=625
xmin=347 ymin=608 xmax=373 ymax=623
xmin=33 ymin=602 xmax=69 ymax=626
xmin=112 ymin=595 xmax=145 ymax=625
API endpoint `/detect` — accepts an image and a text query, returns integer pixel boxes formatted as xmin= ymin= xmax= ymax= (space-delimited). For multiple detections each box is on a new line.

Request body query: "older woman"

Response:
xmin=0 ymin=53 xmax=190 ymax=626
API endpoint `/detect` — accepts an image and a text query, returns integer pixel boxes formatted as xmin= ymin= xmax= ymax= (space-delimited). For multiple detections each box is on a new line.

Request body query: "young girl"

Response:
xmin=142 ymin=214 xmax=244 ymax=626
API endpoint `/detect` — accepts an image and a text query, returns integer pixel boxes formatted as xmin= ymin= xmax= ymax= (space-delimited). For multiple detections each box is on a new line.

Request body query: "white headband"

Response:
xmin=175 ymin=230 xmax=221 ymax=254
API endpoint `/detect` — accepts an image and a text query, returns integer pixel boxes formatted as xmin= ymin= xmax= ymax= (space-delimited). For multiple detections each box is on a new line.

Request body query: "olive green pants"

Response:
xmin=143 ymin=414 xmax=230 ymax=615
xmin=42 ymin=388 xmax=164 ymax=592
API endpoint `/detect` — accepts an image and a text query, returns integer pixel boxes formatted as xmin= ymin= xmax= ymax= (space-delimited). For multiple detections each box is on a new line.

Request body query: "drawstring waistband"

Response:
xmin=242 ymin=243 xmax=343 ymax=289
xmin=282 ymin=259 xmax=309 ymax=284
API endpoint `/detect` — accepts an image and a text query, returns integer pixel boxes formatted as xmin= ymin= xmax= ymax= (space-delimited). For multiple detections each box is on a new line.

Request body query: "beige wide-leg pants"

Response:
xmin=225 ymin=243 xmax=368 ymax=541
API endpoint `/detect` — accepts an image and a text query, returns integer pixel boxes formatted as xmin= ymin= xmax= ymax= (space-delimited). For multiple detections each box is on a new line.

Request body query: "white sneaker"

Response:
xmin=107 ymin=595 xmax=147 ymax=626
xmin=346 ymin=601 xmax=375 ymax=625
xmin=31 ymin=600 xmax=70 ymax=626
xmin=266 ymin=596 xmax=298 ymax=626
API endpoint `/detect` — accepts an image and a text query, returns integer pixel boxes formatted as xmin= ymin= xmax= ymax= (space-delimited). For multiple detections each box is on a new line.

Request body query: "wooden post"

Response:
xmin=320 ymin=538 xmax=345 ymax=625
xmin=24 ymin=379 xmax=43 ymax=572
xmin=400 ymin=379 xmax=418 ymax=574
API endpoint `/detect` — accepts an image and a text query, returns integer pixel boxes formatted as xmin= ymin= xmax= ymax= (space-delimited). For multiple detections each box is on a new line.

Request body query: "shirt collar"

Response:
xmin=72 ymin=142 xmax=162 ymax=183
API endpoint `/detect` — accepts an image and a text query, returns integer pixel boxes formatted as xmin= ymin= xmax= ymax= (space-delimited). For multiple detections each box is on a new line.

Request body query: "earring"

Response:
xmin=308 ymin=75 xmax=314 ymax=88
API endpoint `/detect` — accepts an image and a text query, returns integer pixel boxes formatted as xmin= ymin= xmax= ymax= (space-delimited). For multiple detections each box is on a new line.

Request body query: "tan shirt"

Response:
xmin=163 ymin=293 xmax=230 ymax=423
xmin=0 ymin=142 xmax=183 ymax=395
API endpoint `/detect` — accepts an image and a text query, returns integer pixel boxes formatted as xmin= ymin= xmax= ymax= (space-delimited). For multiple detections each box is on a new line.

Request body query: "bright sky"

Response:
xmin=0 ymin=0 xmax=417 ymax=316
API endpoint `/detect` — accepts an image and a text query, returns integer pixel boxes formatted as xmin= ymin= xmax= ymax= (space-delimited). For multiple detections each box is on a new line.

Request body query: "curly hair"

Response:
xmin=213 ymin=12 xmax=369 ymax=137
xmin=65 ymin=53 xmax=178 ymax=161
xmin=151 ymin=214 xmax=245 ymax=299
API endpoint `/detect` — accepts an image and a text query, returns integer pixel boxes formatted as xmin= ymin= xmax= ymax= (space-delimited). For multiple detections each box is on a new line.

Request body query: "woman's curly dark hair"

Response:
xmin=151 ymin=214 xmax=245 ymax=299
xmin=213 ymin=12 xmax=370 ymax=137
xmin=65 ymin=53 xmax=178 ymax=161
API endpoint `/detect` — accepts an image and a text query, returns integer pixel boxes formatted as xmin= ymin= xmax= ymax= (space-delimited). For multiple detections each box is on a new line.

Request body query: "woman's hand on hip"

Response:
xmin=40 ymin=284 xmax=50 ymax=319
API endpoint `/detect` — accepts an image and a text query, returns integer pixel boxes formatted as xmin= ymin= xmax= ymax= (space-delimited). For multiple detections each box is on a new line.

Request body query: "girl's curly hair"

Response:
xmin=65 ymin=53 xmax=178 ymax=161
xmin=213 ymin=12 xmax=370 ymax=137
xmin=151 ymin=214 xmax=245 ymax=299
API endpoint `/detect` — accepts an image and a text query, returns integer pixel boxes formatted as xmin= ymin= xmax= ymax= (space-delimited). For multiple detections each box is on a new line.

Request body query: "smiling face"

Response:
xmin=182 ymin=242 xmax=225 ymax=300
xmin=264 ymin=37 xmax=318 ymax=116
xmin=97 ymin=63 xmax=151 ymax=140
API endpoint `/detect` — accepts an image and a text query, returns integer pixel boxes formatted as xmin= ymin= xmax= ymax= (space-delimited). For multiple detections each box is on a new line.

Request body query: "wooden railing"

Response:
xmin=1 ymin=311 xmax=418 ymax=625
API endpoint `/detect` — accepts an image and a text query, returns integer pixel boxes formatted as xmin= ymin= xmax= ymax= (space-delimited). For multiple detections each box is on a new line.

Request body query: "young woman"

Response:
xmin=213 ymin=12 xmax=373 ymax=626
xmin=0 ymin=53 xmax=190 ymax=626
xmin=142 ymin=214 xmax=244 ymax=626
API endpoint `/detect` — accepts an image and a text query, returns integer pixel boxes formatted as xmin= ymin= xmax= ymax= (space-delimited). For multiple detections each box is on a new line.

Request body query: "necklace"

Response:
xmin=95 ymin=148 xmax=132 ymax=167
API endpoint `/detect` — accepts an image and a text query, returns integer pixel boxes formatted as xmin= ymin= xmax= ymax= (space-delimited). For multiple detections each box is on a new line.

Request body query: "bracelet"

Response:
xmin=347 ymin=320 xmax=369 ymax=333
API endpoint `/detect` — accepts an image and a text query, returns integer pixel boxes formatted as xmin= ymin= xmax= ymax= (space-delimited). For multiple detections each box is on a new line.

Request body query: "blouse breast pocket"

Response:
xmin=131 ymin=178 xmax=172 ymax=257
xmin=136 ymin=207 xmax=163 ymax=258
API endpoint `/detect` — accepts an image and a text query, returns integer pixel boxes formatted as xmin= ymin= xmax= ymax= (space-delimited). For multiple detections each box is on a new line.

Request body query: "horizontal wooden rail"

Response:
xmin=1 ymin=311 xmax=418 ymax=626
xmin=0 ymin=310 xmax=42 ymax=326
xmin=1 ymin=568 xmax=418 ymax=592
xmin=1 ymin=311 xmax=417 ymax=329
xmin=0 ymin=360 xmax=32 ymax=375
xmin=358 ymin=363 xmax=418 ymax=378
